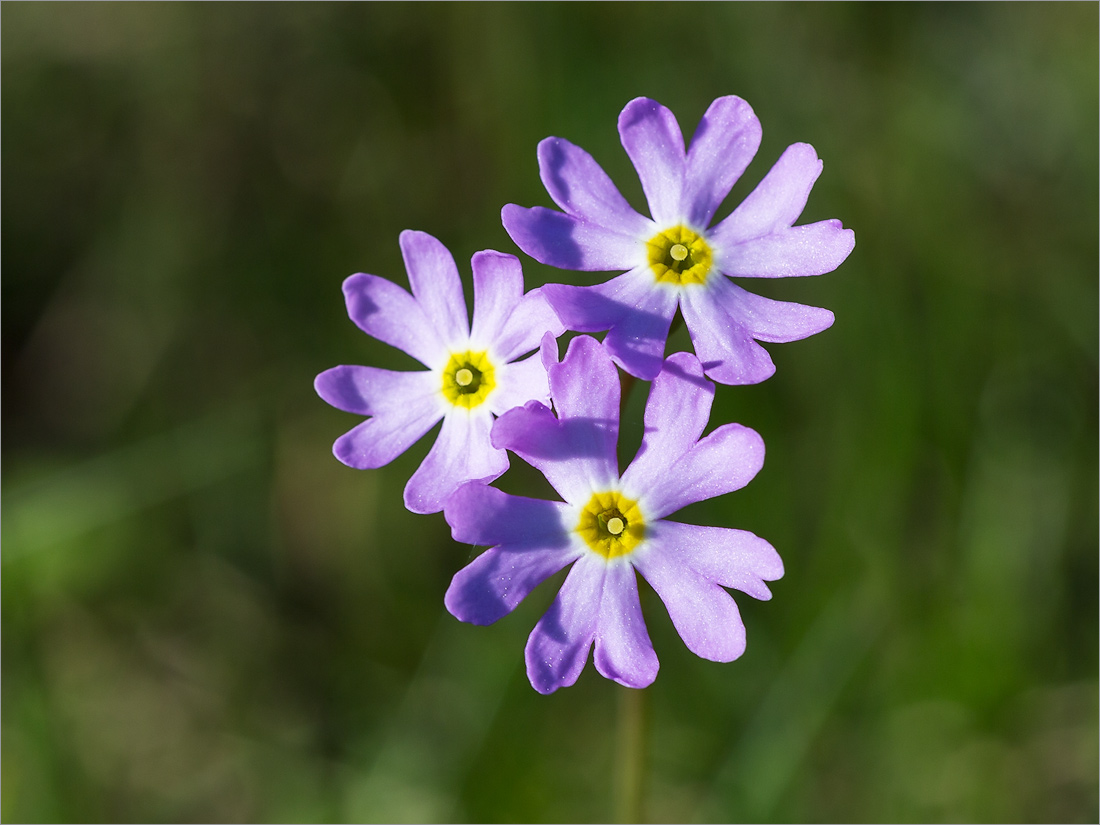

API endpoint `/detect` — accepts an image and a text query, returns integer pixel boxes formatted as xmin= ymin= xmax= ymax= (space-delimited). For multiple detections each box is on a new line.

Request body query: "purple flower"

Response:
xmin=443 ymin=335 xmax=783 ymax=693
xmin=315 ymin=230 xmax=564 ymax=514
xmin=502 ymin=96 xmax=855 ymax=385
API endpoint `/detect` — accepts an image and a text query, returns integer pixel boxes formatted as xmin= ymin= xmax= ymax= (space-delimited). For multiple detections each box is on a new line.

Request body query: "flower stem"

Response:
xmin=614 ymin=685 xmax=647 ymax=823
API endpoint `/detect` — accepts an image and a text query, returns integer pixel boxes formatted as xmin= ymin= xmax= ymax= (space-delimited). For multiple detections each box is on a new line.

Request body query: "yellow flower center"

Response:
xmin=647 ymin=225 xmax=713 ymax=286
xmin=576 ymin=490 xmax=645 ymax=559
xmin=441 ymin=350 xmax=495 ymax=408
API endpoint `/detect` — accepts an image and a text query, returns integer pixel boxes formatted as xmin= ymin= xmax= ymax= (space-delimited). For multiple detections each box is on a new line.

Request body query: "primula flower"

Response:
xmin=502 ymin=95 xmax=855 ymax=385
xmin=315 ymin=230 xmax=564 ymax=514
xmin=443 ymin=335 xmax=783 ymax=693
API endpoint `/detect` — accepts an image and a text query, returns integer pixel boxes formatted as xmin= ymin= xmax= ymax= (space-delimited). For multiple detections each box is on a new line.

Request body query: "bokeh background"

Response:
xmin=3 ymin=3 xmax=1097 ymax=822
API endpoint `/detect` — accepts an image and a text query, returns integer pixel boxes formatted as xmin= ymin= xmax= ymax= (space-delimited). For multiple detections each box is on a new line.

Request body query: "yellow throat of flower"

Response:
xmin=647 ymin=225 xmax=713 ymax=286
xmin=576 ymin=490 xmax=645 ymax=559
xmin=441 ymin=350 xmax=495 ymax=408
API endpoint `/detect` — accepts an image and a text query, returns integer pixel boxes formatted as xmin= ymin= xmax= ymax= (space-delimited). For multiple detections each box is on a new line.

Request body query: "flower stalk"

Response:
xmin=615 ymin=685 xmax=647 ymax=824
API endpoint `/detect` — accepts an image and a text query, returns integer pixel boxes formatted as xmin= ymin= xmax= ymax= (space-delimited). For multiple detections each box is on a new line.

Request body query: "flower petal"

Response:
xmin=492 ymin=401 xmax=616 ymax=506
xmin=618 ymin=97 xmax=686 ymax=227
xmin=444 ymin=481 xmax=573 ymax=549
xmin=540 ymin=264 xmax=652 ymax=333
xmin=544 ymin=267 xmax=680 ymax=381
xmin=399 ymin=229 xmax=469 ymax=349
xmin=712 ymin=142 xmax=824 ymax=244
xmin=342 ymin=273 xmax=443 ymax=368
xmin=720 ymin=276 xmax=835 ymax=343
xmin=645 ymin=520 xmax=783 ymax=601
xmin=404 ymin=409 xmax=508 ymax=514
xmin=602 ymin=281 xmax=680 ymax=382
xmin=469 ymin=251 xmax=564 ymax=362
xmin=593 ymin=562 xmax=659 ymax=689
xmin=502 ymin=204 xmax=646 ymax=271
xmin=469 ymin=250 xmax=523 ymax=350
xmin=681 ymin=275 xmax=834 ymax=385
xmin=680 ymin=283 xmax=777 ymax=385
xmin=466 ymin=248 xmax=563 ymax=358
xmin=633 ymin=537 xmax=748 ymax=662
xmin=447 ymin=543 xmax=582 ymax=627
xmin=314 ymin=364 xmax=436 ymax=417
xmin=317 ymin=367 xmax=444 ymax=469
xmin=525 ymin=554 xmax=604 ymax=694
xmin=637 ymin=422 xmax=765 ymax=519
xmin=492 ymin=335 xmax=620 ymax=501
xmin=469 ymin=251 xmax=561 ymax=359
xmin=444 ymin=483 xmax=580 ymax=625
xmin=621 ymin=352 xmax=714 ymax=495
xmin=548 ymin=332 xmax=621 ymax=428
xmin=536 ymin=137 xmax=652 ymax=236
xmin=488 ymin=354 xmax=551 ymax=416
xmin=717 ymin=220 xmax=856 ymax=279
xmin=683 ymin=95 xmax=762 ymax=228
xmin=499 ymin=287 xmax=566 ymax=362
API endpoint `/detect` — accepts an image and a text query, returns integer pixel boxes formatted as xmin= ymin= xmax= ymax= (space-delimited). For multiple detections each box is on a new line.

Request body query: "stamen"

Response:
xmin=442 ymin=350 xmax=494 ymax=408
xmin=647 ymin=225 xmax=712 ymax=286
xmin=577 ymin=492 xmax=644 ymax=558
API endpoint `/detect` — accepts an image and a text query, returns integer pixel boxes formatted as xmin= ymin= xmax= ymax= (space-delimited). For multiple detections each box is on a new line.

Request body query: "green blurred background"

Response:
xmin=3 ymin=3 xmax=1097 ymax=822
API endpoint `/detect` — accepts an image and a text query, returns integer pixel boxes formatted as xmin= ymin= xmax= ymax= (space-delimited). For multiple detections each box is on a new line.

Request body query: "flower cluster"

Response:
xmin=316 ymin=96 xmax=853 ymax=693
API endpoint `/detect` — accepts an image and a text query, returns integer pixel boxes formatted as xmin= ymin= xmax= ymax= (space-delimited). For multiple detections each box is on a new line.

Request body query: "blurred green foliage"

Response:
xmin=3 ymin=3 xmax=1097 ymax=822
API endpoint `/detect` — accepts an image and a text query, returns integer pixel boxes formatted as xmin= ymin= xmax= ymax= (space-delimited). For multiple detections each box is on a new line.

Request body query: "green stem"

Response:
xmin=614 ymin=685 xmax=647 ymax=823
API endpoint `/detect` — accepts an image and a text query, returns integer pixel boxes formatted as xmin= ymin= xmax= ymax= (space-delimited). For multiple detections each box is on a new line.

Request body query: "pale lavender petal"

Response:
xmin=447 ymin=542 xmax=581 ymax=626
xmin=602 ymin=280 xmax=680 ymax=381
xmin=469 ymin=250 xmax=523 ymax=350
xmin=681 ymin=274 xmax=834 ymax=382
xmin=469 ymin=251 xmax=564 ymax=361
xmin=645 ymin=520 xmax=783 ymax=601
xmin=683 ymin=96 xmax=762 ymax=228
xmin=509 ymin=335 xmax=622 ymax=492
xmin=544 ymin=267 xmax=680 ymax=380
xmin=618 ymin=98 xmax=687 ymax=227
xmin=330 ymin=413 xmax=440 ymax=471
xmin=404 ymin=409 xmax=508 ymax=514
xmin=488 ymin=355 xmax=551 ymax=416
xmin=717 ymin=220 xmax=856 ymax=278
xmin=502 ymin=204 xmax=647 ymax=272
xmin=444 ymin=481 xmax=573 ymax=549
xmin=633 ymin=540 xmax=747 ymax=662
xmin=680 ymin=283 xmax=778 ymax=386
xmin=495 ymin=288 xmax=566 ymax=363
xmin=525 ymin=554 xmax=604 ymax=694
xmin=620 ymin=352 xmax=714 ymax=494
xmin=318 ymin=367 xmax=443 ymax=469
xmin=712 ymin=142 xmax=823 ymax=244
xmin=342 ymin=273 xmax=442 ymax=367
xmin=314 ymin=364 xmax=439 ymax=417
xmin=492 ymin=401 xmax=616 ymax=505
xmin=443 ymin=484 xmax=580 ymax=625
xmin=637 ymin=423 xmax=765 ymax=519
xmin=592 ymin=563 xmax=659 ymax=688
xmin=538 ymin=329 xmax=559 ymax=373
xmin=708 ymin=276 xmax=834 ymax=344
xmin=548 ymin=332 xmax=621 ymax=427
xmin=537 ymin=137 xmax=652 ymax=236
xmin=399 ymin=230 xmax=469 ymax=348
xmin=541 ymin=265 xmax=656 ymax=334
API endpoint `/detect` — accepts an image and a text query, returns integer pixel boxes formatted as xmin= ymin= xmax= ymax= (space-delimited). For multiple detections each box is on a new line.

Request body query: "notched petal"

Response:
xmin=501 ymin=204 xmax=644 ymax=272
xmin=443 ymin=485 xmax=580 ymax=626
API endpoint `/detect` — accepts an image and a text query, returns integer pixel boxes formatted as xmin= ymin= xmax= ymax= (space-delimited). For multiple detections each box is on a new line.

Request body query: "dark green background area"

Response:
xmin=3 ymin=3 xmax=1096 ymax=822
